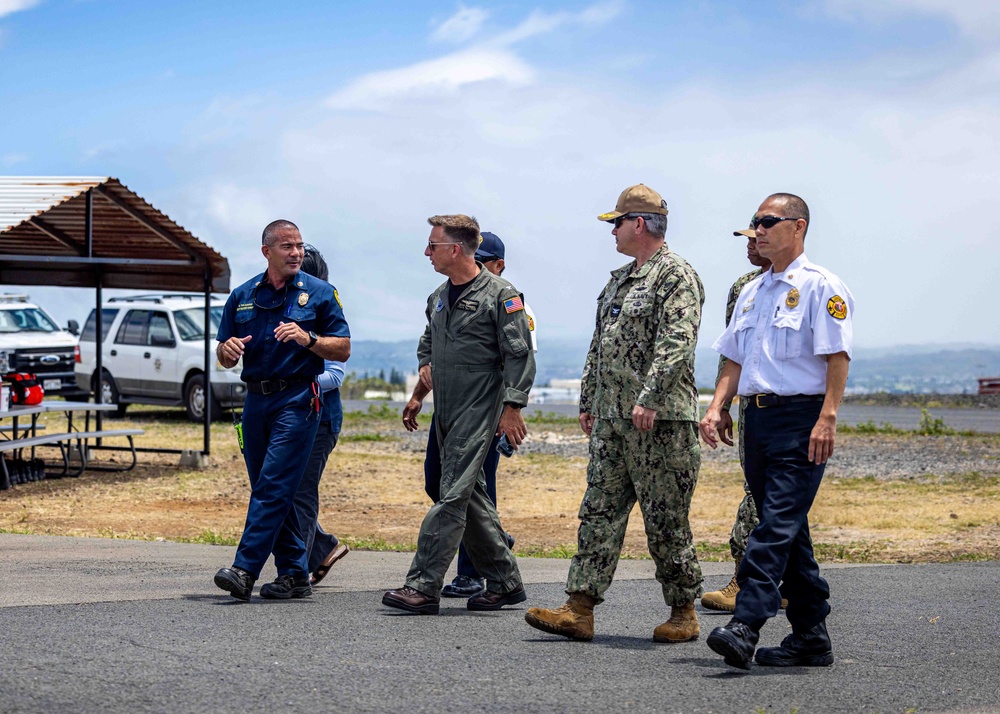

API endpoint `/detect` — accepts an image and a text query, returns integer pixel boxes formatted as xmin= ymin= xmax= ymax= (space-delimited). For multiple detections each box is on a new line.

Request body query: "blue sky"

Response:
xmin=2 ymin=0 xmax=999 ymax=350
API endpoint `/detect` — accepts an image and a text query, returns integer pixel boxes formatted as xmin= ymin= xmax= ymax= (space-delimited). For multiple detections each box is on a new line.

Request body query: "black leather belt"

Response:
xmin=245 ymin=377 xmax=314 ymax=395
xmin=750 ymin=393 xmax=825 ymax=408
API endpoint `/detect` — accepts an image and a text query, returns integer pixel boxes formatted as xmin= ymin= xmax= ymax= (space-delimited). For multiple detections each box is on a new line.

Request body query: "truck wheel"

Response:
xmin=95 ymin=372 xmax=127 ymax=417
xmin=185 ymin=374 xmax=222 ymax=422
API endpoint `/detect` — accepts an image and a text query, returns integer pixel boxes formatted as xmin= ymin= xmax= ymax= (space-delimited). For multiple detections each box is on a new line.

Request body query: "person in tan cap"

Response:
xmin=525 ymin=184 xmax=705 ymax=643
xmin=701 ymin=225 xmax=774 ymax=612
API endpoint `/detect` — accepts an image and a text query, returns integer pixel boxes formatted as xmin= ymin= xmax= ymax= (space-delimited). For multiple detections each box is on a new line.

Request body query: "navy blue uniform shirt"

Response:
xmin=217 ymin=271 xmax=350 ymax=382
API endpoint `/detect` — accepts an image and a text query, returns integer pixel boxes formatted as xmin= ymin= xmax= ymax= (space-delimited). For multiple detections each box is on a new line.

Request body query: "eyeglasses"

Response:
xmin=750 ymin=215 xmax=802 ymax=230
xmin=613 ymin=215 xmax=639 ymax=229
xmin=427 ymin=241 xmax=460 ymax=250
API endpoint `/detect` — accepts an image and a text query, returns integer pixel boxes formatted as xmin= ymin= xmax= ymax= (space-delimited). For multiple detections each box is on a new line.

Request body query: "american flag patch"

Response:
xmin=504 ymin=296 xmax=524 ymax=314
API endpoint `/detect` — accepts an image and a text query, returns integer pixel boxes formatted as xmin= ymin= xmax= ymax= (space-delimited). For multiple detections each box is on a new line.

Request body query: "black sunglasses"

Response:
xmin=751 ymin=215 xmax=802 ymax=230
xmin=613 ymin=215 xmax=639 ymax=229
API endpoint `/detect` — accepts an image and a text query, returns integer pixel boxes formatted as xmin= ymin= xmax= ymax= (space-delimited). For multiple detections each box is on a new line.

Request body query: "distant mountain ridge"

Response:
xmin=345 ymin=339 xmax=1000 ymax=394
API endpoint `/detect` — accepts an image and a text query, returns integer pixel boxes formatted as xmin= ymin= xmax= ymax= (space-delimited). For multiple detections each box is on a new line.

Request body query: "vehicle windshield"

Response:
xmin=0 ymin=307 xmax=60 ymax=333
xmin=174 ymin=306 xmax=224 ymax=341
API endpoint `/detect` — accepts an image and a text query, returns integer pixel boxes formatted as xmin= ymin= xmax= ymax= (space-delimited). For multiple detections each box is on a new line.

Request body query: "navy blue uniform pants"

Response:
xmin=291 ymin=419 xmax=342 ymax=574
xmin=424 ymin=415 xmax=502 ymax=580
xmin=735 ymin=400 xmax=831 ymax=633
xmin=234 ymin=385 xmax=320 ymax=579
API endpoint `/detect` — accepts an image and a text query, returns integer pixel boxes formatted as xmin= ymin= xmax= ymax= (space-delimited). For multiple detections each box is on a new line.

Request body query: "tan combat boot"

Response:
xmin=701 ymin=559 xmax=741 ymax=612
xmin=700 ymin=558 xmax=788 ymax=611
xmin=524 ymin=593 xmax=596 ymax=641
xmin=653 ymin=601 xmax=700 ymax=643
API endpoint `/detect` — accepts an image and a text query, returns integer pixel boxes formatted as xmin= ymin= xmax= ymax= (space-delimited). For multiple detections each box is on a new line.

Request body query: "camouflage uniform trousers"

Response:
xmin=566 ymin=418 xmax=703 ymax=605
xmin=729 ymin=400 xmax=760 ymax=561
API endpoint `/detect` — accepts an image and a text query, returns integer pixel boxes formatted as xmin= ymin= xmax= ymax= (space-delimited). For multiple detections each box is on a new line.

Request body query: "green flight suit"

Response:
xmin=405 ymin=266 xmax=535 ymax=598
xmin=569 ymin=245 xmax=705 ymax=606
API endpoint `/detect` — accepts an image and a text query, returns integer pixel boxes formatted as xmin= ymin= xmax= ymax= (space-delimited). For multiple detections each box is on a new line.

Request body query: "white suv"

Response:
xmin=0 ymin=293 xmax=83 ymax=396
xmin=74 ymin=294 xmax=245 ymax=421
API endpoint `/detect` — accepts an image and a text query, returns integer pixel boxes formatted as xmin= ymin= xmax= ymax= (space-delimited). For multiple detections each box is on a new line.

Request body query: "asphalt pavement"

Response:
xmin=1 ymin=534 xmax=997 ymax=714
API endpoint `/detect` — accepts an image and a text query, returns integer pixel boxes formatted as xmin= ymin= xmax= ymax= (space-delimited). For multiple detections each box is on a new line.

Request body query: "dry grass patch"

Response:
xmin=3 ymin=410 xmax=999 ymax=563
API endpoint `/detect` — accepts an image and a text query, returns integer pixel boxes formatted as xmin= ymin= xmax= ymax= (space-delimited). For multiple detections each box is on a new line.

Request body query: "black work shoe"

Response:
xmin=442 ymin=575 xmax=486 ymax=598
xmin=382 ymin=586 xmax=440 ymax=615
xmin=756 ymin=621 xmax=834 ymax=667
xmin=707 ymin=618 xmax=759 ymax=670
xmin=467 ymin=584 xmax=528 ymax=611
xmin=260 ymin=574 xmax=312 ymax=600
xmin=214 ymin=566 xmax=255 ymax=602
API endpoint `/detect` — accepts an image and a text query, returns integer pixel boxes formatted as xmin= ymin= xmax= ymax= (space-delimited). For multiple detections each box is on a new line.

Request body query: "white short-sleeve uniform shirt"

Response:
xmin=712 ymin=254 xmax=853 ymax=397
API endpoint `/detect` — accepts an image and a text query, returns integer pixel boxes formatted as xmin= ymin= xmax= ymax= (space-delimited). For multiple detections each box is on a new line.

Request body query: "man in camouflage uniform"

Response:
xmin=701 ymin=226 xmax=771 ymax=612
xmin=525 ymin=184 xmax=704 ymax=643
xmin=384 ymin=214 xmax=535 ymax=615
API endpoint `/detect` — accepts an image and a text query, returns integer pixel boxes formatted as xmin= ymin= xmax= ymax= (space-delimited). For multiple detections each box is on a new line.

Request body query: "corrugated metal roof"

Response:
xmin=0 ymin=176 xmax=230 ymax=293
xmin=0 ymin=176 xmax=108 ymax=232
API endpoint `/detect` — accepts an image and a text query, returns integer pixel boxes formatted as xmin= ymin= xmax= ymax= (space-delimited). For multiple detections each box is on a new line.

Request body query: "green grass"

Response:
xmin=342 ymin=536 xmax=417 ymax=552
xmin=0 ymin=526 xmax=35 ymax=535
xmin=525 ymin=411 xmax=579 ymax=426
xmin=178 ymin=530 xmax=239 ymax=546
xmin=339 ymin=433 xmax=399 ymax=443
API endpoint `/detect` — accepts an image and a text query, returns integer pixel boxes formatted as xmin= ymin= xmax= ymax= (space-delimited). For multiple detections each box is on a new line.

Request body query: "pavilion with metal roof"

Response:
xmin=0 ymin=176 xmax=232 ymax=456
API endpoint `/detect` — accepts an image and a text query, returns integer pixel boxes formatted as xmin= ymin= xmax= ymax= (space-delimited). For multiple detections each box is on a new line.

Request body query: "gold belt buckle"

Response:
xmin=755 ymin=394 xmax=767 ymax=409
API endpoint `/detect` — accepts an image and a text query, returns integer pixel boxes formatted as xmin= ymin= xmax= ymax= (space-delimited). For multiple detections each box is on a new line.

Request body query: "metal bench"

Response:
xmin=0 ymin=428 xmax=144 ymax=482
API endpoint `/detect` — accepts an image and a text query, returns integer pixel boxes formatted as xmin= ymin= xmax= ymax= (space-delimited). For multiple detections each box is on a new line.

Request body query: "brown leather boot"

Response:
xmin=524 ymin=593 xmax=596 ymax=641
xmin=701 ymin=559 xmax=741 ymax=612
xmin=653 ymin=601 xmax=700 ymax=643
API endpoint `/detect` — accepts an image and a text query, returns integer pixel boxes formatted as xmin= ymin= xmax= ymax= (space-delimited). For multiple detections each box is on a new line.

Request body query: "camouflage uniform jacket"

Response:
xmin=717 ymin=268 xmax=762 ymax=409
xmin=580 ymin=245 xmax=704 ymax=422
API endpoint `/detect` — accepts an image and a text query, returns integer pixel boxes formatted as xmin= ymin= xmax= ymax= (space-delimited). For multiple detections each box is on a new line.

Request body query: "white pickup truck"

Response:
xmin=0 ymin=293 xmax=83 ymax=397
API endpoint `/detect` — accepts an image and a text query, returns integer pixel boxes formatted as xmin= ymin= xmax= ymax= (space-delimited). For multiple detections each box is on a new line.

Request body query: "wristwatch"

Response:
xmin=306 ymin=331 xmax=318 ymax=349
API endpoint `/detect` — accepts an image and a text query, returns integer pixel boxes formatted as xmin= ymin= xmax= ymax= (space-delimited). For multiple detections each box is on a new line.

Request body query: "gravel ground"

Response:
xmin=352 ymin=426 xmax=1000 ymax=480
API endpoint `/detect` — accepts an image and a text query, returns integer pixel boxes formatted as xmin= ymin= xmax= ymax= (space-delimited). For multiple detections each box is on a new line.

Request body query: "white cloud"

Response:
xmin=326 ymin=48 xmax=534 ymax=110
xmin=0 ymin=0 xmax=39 ymax=19
xmin=431 ymin=6 xmax=490 ymax=43
xmin=327 ymin=2 xmax=621 ymax=110
xmin=822 ymin=0 xmax=1000 ymax=42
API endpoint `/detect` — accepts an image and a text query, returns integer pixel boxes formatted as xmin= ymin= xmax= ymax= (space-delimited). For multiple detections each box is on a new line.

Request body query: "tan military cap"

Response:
xmin=598 ymin=183 xmax=668 ymax=222
xmin=733 ymin=228 xmax=756 ymax=237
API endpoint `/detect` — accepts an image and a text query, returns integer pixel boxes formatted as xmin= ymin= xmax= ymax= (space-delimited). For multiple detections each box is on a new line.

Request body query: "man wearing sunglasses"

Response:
xmin=213 ymin=219 xmax=351 ymax=602
xmin=700 ymin=193 xmax=853 ymax=670
xmin=385 ymin=214 xmax=535 ymax=615
xmin=701 ymin=226 xmax=773 ymax=613
xmin=416 ymin=230 xmax=538 ymax=601
xmin=526 ymin=183 xmax=705 ymax=645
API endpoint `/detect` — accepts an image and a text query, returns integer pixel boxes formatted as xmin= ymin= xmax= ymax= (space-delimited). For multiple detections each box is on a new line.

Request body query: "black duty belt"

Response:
xmin=245 ymin=377 xmax=314 ymax=395
xmin=750 ymin=393 xmax=825 ymax=409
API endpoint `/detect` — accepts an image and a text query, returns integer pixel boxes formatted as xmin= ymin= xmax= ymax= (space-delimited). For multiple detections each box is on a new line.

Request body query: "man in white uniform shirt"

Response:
xmin=699 ymin=193 xmax=853 ymax=671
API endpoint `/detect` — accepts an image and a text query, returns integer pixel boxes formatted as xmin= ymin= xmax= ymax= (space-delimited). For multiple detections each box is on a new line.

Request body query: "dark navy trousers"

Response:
xmin=735 ymin=400 xmax=831 ymax=633
xmin=293 ymin=420 xmax=341 ymax=574
xmin=424 ymin=415 xmax=502 ymax=579
xmin=234 ymin=385 xmax=320 ymax=579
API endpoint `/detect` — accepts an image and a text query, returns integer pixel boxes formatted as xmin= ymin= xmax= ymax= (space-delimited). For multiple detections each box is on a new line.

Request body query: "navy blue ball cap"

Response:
xmin=475 ymin=231 xmax=505 ymax=261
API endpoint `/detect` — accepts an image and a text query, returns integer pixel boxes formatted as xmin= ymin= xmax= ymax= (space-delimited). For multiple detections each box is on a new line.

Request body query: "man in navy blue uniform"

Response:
xmin=700 ymin=193 xmax=853 ymax=669
xmin=213 ymin=219 xmax=351 ymax=601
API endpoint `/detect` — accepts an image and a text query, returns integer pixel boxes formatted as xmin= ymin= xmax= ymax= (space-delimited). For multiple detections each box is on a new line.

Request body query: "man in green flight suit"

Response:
xmin=525 ymin=184 xmax=705 ymax=643
xmin=384 ymin=214 xmax=536 ymax=615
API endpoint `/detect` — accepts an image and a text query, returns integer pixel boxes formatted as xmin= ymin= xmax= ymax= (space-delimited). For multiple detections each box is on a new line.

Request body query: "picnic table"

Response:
xmin=0 ymin=401 xmax=144 ymax=489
